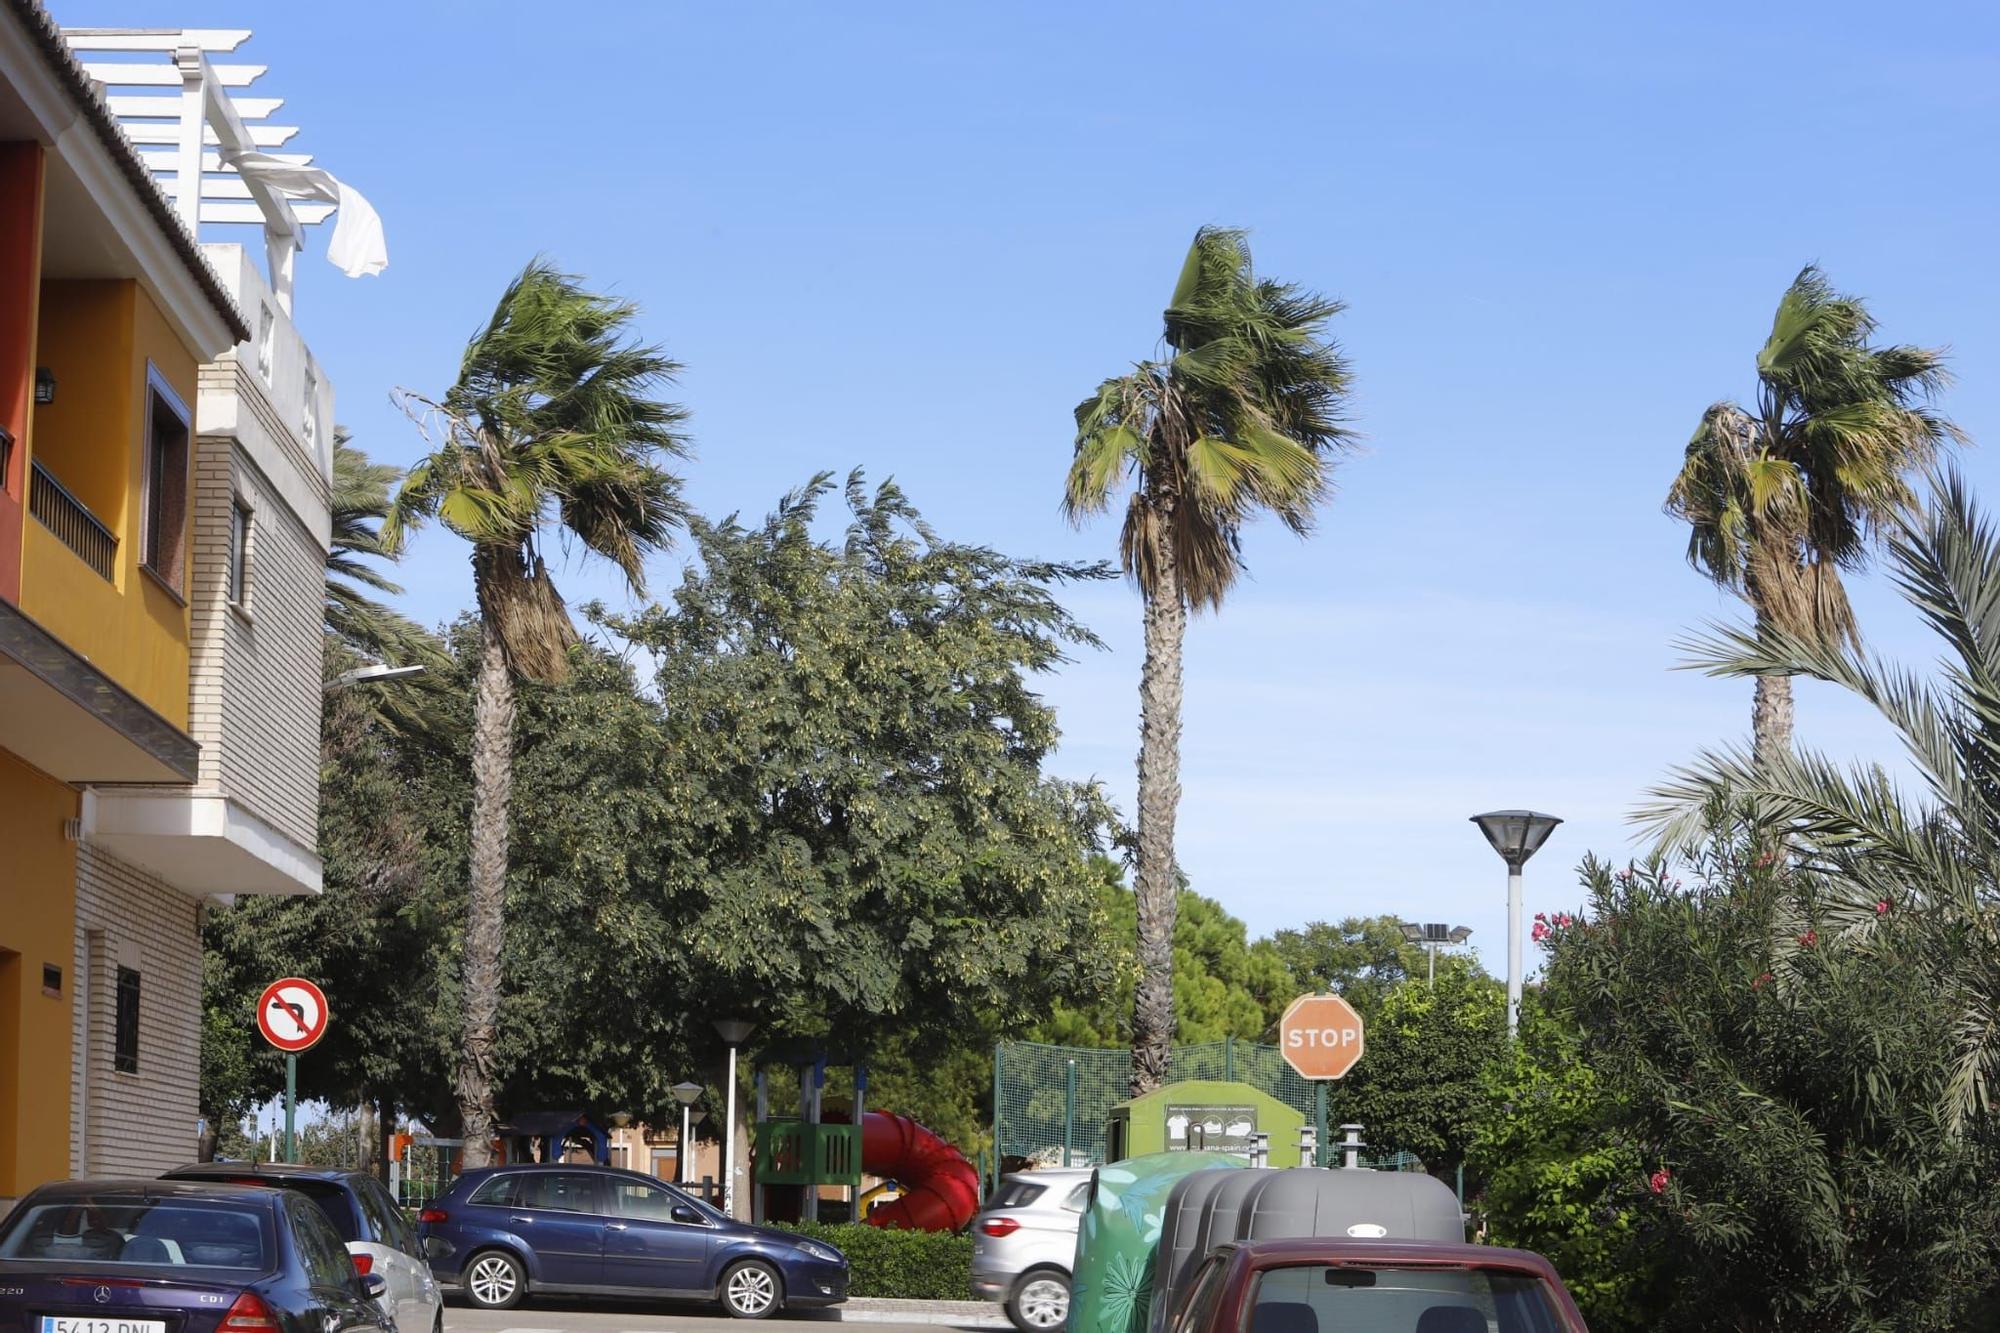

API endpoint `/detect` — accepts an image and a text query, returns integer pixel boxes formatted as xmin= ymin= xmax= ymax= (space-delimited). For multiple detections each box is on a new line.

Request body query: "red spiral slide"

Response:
xmin=858 ymin=1110 xmax=981 ymax=1231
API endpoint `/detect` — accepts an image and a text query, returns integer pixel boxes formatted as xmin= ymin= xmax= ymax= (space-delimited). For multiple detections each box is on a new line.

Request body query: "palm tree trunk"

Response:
xmin=1131 ymin=524 xmax=1185 ymax=1097
xmin=1751 ymin=607 xmax=1793 ymax=770
xmin=456 ymin=613 xmax=514 ymax=1168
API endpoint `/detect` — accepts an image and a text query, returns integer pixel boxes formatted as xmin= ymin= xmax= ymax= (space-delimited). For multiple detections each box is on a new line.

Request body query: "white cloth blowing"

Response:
xmin=223 ymin=150 xmax=388 ymax=278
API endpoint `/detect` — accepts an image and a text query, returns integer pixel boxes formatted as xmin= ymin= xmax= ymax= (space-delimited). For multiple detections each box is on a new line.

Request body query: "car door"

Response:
xmin=355 ymin=1175 xmax=436 ymax=1333
xmin=510 ymin=1172 xmax=608 ymax=1289
xmin=288 ymin=1196 xmax=389 ymax=1333
xmin=598 ymin=1177 xmax=713 ymax=1293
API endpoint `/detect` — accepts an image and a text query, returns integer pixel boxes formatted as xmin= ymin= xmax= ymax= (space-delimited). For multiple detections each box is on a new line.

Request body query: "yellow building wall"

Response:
xmin=0 ymin=748 xmax=79 ymax=1198
xmin=21 ymin=279 xmax=195 ymax=726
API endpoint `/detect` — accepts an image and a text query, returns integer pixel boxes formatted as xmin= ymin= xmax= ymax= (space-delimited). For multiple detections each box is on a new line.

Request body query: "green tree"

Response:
xmin=1663 ymin=266 xmax=1958 ymax=765
xmin=387 ymin=261 xmax=690 ymax=1166
xmin=1547 ymin=818 xmax=2000 ymax=1330
xmin=1264 ymin=916 xmax=1434 ymax=1017
xmin=1064 ymin=227 xmax=1354 ymax=1094
xmin=1333 ymin=964 xmax=1504 ymax=1181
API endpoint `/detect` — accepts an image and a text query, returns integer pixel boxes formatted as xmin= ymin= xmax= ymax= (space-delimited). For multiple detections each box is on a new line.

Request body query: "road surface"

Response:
xmin=444 ymin=1299 xmax=999 ymax=1333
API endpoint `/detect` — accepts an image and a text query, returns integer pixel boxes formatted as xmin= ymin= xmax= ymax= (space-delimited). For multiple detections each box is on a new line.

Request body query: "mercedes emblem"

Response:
xmin=93 ymin=1286 xmax=111 ymax=1304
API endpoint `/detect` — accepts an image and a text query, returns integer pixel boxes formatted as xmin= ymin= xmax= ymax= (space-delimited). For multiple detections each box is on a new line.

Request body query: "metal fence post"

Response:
xmin=991 ymin=1043 xmax=1004 ymax=1193
xmin=1225 ymin=1035 xmax=1235 ymax=1083
xmin=1063 ymin=1059 xmax=1077 ymax=1167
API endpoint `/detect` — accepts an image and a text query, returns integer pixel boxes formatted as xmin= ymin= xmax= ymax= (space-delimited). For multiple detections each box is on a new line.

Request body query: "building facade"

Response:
xmin=0 ymin=2 xmax=333 ymax=1207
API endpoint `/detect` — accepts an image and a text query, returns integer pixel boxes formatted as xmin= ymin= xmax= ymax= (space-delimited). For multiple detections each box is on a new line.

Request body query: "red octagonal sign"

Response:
xmin=256 ymin=977 xmax=329 ymax=1053
xmin=1280 ymin=993 xmax=1365 ymax=1080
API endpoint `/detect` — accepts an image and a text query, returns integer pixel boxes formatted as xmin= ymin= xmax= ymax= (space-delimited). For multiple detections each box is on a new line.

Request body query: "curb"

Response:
xmin=834 ymin=1298 xmax=1010 ymax=1326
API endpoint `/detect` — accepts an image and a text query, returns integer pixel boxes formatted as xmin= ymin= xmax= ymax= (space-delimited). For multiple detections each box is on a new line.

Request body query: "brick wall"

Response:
xmin=69 ymin=845 xmax=202 ymax=1176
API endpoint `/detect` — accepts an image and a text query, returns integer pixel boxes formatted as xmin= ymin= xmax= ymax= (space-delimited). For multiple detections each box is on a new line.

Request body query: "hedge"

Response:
xmin=770 ymin=1221 xmax=973 ymax=1300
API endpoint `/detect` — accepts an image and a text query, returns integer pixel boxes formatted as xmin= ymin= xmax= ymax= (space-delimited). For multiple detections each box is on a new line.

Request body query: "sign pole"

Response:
xmin=284 ymin=1054 xmax=297 ymax=1162
xmin=1313 ymin=1083 xmax=1327 ymax=1168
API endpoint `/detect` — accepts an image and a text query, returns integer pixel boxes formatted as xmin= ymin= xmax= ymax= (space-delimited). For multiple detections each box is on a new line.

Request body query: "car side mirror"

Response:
xmin=671 ymin=1205 xmax=702 ymax=1224
xmin=360 ymin=1273 xmax=389 ymax=1302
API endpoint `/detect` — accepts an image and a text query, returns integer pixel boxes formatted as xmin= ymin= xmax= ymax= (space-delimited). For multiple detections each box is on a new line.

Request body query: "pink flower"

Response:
xmin=1648 ymin=1169 xmax=1671 ymax=1195
xmin=1532 ymin=922 xmax=1551 ymax=942
xmin=1875 ymin=900 xmax=1891 ymax=915
xmin=1798 ymin=930 xmax=1818 ymax=948
xmin=1752 ymin=972 xmax=1772 ymax=991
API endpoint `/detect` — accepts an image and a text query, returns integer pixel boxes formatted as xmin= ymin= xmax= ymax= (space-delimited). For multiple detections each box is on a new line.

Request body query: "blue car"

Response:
xmin=417 ymin=1164 xmax=847 ymax=1319
xmin=0 ymin=1180 xmax=391 ymax=1333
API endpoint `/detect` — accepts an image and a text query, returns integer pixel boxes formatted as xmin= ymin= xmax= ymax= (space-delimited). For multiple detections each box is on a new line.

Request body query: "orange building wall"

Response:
xmin=21 ymin=280 xmax=195 ymax=726
xmin=0 ymin=143 xmax=43 ymax=605
xmin=0 ymin=748 xmax=79 ymax=1199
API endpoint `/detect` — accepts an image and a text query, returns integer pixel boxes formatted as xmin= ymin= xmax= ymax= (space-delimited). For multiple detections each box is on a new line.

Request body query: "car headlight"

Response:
xmin=795 ymin=1240 xmax=843 ymax=1264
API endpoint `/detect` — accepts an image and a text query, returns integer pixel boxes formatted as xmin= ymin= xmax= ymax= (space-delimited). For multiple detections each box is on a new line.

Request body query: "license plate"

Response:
xmin=41 ymin=1319 xmax=169 ymax=1333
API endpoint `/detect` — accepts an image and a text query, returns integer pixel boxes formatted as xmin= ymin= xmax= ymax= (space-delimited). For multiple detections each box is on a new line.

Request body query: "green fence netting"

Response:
xmin=993 ymin=1039 xmax=1420 ymax=1178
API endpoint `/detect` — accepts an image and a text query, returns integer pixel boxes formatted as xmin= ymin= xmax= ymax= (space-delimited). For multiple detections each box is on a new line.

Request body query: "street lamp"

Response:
xmin=713 ymin=1018 xmax=755 ymax=1218
xmin=1397 ymin=921 xmax=1473 ymax=987
xmin=324 ymin=662 xmax=426 ymax=692
xmin=670 ymin=1081 xmax=704 ymax=1186
xmin=1471 ymin=810 xmax=1562 ymax=1039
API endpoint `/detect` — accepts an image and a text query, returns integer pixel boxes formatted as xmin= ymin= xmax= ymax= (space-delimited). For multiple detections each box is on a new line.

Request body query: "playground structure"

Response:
xmin=751 ymin=1042 xmax=980 ymax=1231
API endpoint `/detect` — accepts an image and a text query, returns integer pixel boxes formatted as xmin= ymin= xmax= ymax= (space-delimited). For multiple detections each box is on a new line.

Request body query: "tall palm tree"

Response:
xmin=386 ymin=260 xmax=689 ymax=1163
xmin=1665 ymin=266 xmax=1959 ymax=767
xmin=325 ymin=430 xmax=451 ymax=733
xmin=1639 ymin=470 xmax=1998 ymax=1126
xmin=1064 ymin=227 xmax=1353 ymax=1094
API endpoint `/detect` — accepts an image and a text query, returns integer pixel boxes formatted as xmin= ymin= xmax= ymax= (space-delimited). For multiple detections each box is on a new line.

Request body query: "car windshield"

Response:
xmin=0 ymin=1198 xmax=271 ymax=1270
xmin=1248 ymin=1263 xmax=1567 ymax=1333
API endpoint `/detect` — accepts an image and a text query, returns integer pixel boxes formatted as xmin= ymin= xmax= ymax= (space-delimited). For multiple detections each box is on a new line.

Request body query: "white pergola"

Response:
xmin=62 ymin=27 xmax=338 ymax=313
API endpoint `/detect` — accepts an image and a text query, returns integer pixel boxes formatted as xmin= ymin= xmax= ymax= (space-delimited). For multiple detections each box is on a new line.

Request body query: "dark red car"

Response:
xmin=1163 ymin=1236 xmax=1588 ymax=1333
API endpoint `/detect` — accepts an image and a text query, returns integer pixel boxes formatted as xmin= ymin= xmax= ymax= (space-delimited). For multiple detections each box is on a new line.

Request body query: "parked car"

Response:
xmin=969 ymin=1169 xmax=1092 ymax=1333
xmin=415 ymin=1163 xmax=848 ymax=1319
xmin=0 ymin=1179 xmax=392 ymax=1333
xmin=162 ymin=1162 xmax=442 ymax=1333
xmin=1160 ymin=1237 xmax=1588 ymax=1333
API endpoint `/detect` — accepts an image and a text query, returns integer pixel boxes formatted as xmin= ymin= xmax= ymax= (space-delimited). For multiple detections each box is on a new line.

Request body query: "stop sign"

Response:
xmin=1280 ymin=993 xmax=1365 ymax=1080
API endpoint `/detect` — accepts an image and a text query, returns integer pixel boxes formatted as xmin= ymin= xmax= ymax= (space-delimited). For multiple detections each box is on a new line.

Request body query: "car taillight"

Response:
xmin=218 ymin=1293 xmax=278 ymax=1333
xmin=351 ymin=1254 xmax=374 ymax=1276
xmin=418 ymin=1207 xmax=448 ymax=1224
xmin=979 ymin=1216 xmax=1021 ymax=1237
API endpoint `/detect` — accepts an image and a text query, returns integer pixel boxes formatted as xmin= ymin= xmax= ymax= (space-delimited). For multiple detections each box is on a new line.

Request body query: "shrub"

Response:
xmin=770 ymin=1221 xmax=973 ymax=1301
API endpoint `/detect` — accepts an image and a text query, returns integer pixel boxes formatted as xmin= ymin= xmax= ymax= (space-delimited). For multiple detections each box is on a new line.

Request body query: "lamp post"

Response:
xmin=713 ymin=1018 xmax=755 ymax=1219
xmin=1397 ymin=921 xmax=1473 ymax=987
xmin=670 ymin=1081 xmax=703 ymax=1186
xmin=1470 ymin=810 xmax=1562 ymax=1038
xmin=324 ymin=662 xmax=426 ymax=692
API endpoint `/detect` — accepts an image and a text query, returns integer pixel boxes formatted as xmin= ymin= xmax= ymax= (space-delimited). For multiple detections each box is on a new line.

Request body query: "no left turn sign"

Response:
xmin=256 ymin=977 xmax=329 ymax=1053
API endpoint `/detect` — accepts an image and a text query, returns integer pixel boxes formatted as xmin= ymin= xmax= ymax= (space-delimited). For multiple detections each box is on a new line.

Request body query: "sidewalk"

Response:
xmin=834 ymin=1297 xmax=1010 ymax=1327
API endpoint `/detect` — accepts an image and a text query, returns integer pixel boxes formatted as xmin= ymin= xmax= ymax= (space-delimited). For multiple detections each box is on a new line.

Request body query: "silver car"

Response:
xmin=970 ymin=1169 xmax=1092 ymax=1333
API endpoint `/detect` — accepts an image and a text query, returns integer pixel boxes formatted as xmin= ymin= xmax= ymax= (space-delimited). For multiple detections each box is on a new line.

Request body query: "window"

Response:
xmin=142 ymin=366 xmax=191 ymax=592
xmin=611 ymin=1179 xmax=698 ymax=1222
xmin=287 ymin=1197 xmax=354 ymax=1290
xmin=1173 ymin=1256 xmax=1229 ymax=1333
xmin=227 ymin=497 xmax=252 ymax=608
xmin=467 ymin=1174 xmax=520 ymax=1208
xmin=990 ymin=1180 xmax=1046 ymax=1209
xmin=359 ymin=1178 xmax=417 ymax=1255
xmin=516 ymin=1172 xmax=600 ymax=1214
xmin=0 ymin=1197 xmax=270 ymax=1269
xmin=114 ymin=966 xmax=140 ymax=1074
xmin=41 ymin=963 xmax=61 ymax=998
xmin=1248 ymin=1264 xmax=1565 ymax=1333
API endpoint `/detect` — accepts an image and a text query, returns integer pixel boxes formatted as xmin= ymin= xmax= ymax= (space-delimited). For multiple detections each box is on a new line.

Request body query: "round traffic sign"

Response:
xmin=1279 ymin=993 xmax=1365 ymax=1080
xmin=256 ymin=977 xmax=329 ymax=1053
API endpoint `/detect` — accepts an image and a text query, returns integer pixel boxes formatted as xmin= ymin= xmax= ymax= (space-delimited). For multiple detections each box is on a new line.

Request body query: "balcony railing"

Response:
xmin=30 ymin=460 xmax=116 ymax=581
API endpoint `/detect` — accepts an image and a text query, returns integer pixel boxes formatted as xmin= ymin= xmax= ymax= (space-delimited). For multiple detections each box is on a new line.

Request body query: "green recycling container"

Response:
xmin=1068 ymin=1152 xmax=1245 ymax=1333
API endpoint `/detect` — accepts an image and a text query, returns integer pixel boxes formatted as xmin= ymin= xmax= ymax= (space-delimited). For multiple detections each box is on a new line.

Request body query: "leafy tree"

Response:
xmin=387 ymin=261 xmax=690 ymax=1165
xmin=1332 ymin=964 xmax=1503 ymax=1181
xmin=1064 ymin=227 xmax=1354 ymax=1094
xmin=1546 ymin=817 xmax=2000 ymax=1330
xmin=1663 ymin=266 xmax=1957 ymax=765
xmin=1264 ymin=916 xmax=1435 ymax=1017
xmin=607 ymin=473 xmax=1119 ymax=1057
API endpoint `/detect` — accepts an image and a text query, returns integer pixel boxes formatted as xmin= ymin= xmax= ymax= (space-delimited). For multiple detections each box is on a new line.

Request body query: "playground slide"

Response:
xmin=858 ymin=1110 xmax=981 ymax=1231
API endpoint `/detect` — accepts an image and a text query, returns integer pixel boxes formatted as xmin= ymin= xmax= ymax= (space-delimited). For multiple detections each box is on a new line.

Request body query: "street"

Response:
xmin=444 ymin=1299 xmax=1001 ymax=1333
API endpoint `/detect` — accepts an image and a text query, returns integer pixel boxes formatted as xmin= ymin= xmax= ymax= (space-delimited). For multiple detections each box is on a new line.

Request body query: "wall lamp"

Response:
xmin=33 ymin=369 xmax=55 ymax=405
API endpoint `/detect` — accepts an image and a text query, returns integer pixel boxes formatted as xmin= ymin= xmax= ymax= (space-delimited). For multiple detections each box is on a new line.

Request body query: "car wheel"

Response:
xmin=720 ymin=1259 xmax=783 ymax=1319
xmin=463 ymin=1250 xmax=526 ymax=1311
xmin=1008 ymin=1268 xmax=1071 ymax=1333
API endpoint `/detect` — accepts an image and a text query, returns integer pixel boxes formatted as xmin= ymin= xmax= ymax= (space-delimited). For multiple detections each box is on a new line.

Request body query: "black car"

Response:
xmin=160 ymin=1164 xmax=440 ymax=1333
xmin=417 ymin=1164 xmax=849 ymax=1319
xmin=0 ymin=1179 xmax=390 ymax=1333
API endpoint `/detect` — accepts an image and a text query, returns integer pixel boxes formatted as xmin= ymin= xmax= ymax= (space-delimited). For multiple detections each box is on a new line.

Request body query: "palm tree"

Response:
xmin=1063 ymin=227 xmax=1353 ymax=1094
xmin=325 ymin=430 xmax=450 ymax=732
xmin=1639 ymin=470 xmax=2000 ymax=1127
xmin=386 ymin=260 xmax=690 ymax=1162
xmin=1665 ymin=266 xmax=1959 ymax=767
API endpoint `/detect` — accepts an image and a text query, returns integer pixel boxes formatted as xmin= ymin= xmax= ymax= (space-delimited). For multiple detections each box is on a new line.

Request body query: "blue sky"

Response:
xmin=64 ymin=2 xmax=2000 ymax=966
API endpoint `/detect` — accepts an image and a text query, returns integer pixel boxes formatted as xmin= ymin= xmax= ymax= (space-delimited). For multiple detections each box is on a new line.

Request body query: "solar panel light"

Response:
xmin=1399 ymin=922 xmax=1473 ymax=945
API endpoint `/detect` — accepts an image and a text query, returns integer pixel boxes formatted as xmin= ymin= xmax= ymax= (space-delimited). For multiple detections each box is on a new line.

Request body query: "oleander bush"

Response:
xmin=771 ymin=1221 xmax=974 ymax=1301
